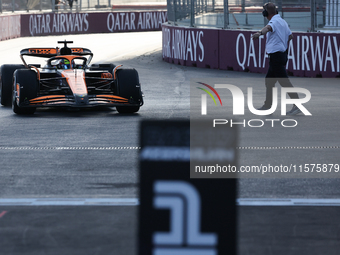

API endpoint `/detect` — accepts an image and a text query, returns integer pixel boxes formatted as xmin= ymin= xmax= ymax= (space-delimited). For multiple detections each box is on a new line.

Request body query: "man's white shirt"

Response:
xmin=266 ymin=14 xmax=292 ymax=54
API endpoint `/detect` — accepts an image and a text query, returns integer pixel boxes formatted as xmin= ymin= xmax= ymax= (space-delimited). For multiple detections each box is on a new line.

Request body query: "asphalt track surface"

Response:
xmin=0 ymin=32 xmax=340 ymax=254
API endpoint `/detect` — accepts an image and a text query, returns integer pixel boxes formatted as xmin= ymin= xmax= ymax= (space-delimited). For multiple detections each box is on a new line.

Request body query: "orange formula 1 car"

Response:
xmin=0 ymin=41 xmax=143 ymax=114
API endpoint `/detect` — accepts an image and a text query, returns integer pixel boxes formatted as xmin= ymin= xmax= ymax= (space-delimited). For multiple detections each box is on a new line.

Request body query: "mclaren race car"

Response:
xmin=0 ymin=41 xmax=143 ymax=114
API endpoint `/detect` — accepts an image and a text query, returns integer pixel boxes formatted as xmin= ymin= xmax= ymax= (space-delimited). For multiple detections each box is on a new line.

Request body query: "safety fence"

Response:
xmin=166 ymin=0 xmax=340 ymax=32
xmin=0 ymin=0 xmax=166 ymax=13
xmin=0 ymin=0 xmax=106 ymax=12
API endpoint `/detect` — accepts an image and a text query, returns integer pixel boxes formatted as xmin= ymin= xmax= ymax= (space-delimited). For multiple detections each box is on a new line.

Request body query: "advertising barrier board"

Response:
xmin=163 ymin=24 xmax=340 ymax=78
xmin=21 ymin=11 xmax=167 ymax=37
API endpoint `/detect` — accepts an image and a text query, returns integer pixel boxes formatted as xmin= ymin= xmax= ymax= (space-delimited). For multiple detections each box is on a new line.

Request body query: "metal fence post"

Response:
xmin=263 ymin=0 xmax=267 ymax=27
xmin=52 ymin=0 xmax=56 ymax=12
xmin=0 ymin=0 xmax=2 ymax=13
xmin=311 ymin=0 xmax=315 ymax=31
xmin=337 ymin=0 xmax=339 ymax=27
xmin=190 ymin=0 xmax=195 ymax=27
xmin=330 ymin=0 xmax=334 ymax=27
xmin=325 ymin=0 xmax=329 ymax=26
xmin=322 ymin=0 xmax=326 ymax=27
xmin=174 ymin=0 xmax=177 ymax=23
xmin=167 ymin=0 xmax=171 ymax=21
xmin=224 ymin=0 xmax=229 ymax=29
xmin=12 ymin=0 xmax=14 ymax=12
xmin=187 ymin=0 xmax=190 ymax=18
xmin=278 ymin=0 xmax=283 ymax=17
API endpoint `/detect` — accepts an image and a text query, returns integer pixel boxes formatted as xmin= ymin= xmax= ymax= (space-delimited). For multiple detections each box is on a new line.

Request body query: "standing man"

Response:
xmin=252 ymin=2 xmax=301 ymax=115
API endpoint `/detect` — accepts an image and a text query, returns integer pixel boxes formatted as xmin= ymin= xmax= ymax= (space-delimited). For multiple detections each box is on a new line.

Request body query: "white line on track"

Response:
xmin=0 ymin=146 xmax=141 ymax=150
xmin=0 ymin=198 xmax=139 ymax=206
xmin=237 ymin=146 xmax=339 ymax=150
xmin=0 ymin=146 xmax=338 ymax=151
xmin=1 ymin=198 xmax=340 ymax=206
xmin=237 ymin=198 xmax=340 ymax=206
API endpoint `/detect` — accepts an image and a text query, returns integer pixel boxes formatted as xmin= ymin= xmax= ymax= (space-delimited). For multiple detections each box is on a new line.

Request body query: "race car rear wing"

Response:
xmin=20 ymin=47 xmax=93 ymax=57
xmin=20 ymin=47 xmax=93 ymax=68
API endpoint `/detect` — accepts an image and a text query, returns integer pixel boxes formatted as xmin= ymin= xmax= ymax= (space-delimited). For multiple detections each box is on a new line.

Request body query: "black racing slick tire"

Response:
xmin=12 ymin=69 xmax=39 ymax=115
xmin=0 ymin=64 xmax=25 ymax=106
xmin=115 ymin=68 xmax=142 ymax=114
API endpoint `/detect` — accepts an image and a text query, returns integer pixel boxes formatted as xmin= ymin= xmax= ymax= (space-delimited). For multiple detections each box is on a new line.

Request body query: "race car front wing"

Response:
xmin=22 ymin=94 xmax=142 ymax=108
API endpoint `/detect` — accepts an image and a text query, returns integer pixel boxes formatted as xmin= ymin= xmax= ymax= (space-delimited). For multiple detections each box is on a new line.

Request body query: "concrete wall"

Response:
xmin=21 ymin=11 xmax=167 ymax=36
xmin=0 ymin=15 xmax=21 ymax=41
xmin=162 ymin=24 xmax=340 ymax=78
xmin=0 ymin=11 xmax=166 ymax=41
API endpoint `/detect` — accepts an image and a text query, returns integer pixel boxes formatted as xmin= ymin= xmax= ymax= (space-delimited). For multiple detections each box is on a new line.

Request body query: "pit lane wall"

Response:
xmin=162 ymin=24 xmax=340 ymax=78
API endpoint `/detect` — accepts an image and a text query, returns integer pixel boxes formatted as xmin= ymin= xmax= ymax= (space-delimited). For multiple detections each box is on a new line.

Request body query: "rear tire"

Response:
xmin=0 ymin=64 xmax=25 ymax=106
xmin=12 ymin=69 xmax=38 ymax=115
xmin=115 ymin=68 xmax=142 ymax=114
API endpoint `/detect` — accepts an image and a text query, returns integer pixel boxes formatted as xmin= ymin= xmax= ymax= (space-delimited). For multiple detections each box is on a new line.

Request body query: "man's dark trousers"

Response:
xmin=264 ymin=51 xmax=299 ymax=107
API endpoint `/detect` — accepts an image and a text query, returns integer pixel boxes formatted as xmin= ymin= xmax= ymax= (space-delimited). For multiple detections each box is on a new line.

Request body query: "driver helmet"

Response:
xmin=62 ymin=59 xmax=71 ymax=69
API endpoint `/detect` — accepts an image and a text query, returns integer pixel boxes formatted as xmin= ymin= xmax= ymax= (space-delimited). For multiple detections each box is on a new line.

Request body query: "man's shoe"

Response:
xmin=286 ymin=105 xmax=302 ymax=115
xmin=257 ymin=105 xmax=271 ymax=110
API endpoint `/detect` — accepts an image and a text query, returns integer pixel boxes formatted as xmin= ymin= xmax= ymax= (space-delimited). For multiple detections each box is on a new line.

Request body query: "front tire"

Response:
xmin=115 ymin=68 xmax=142 ymax=114
xmin=116 ymin=105 xmax=140 ymax=114
xmin=0 ymin=64 xmax=25 ymax=106
xmin=12 ymin=69 xmax=38 ymax=115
